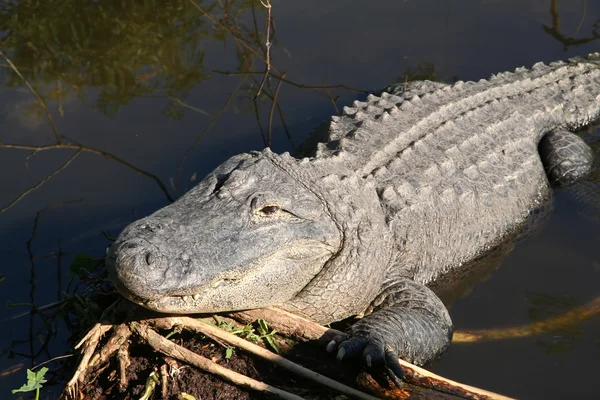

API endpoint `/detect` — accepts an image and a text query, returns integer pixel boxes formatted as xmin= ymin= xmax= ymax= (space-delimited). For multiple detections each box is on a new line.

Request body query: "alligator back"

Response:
xmin=315 ymin=57 xmax=600 ymax=285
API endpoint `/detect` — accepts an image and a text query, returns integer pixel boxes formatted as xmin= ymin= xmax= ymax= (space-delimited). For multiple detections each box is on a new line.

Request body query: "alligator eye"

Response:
xmin=259 ymin=205 xmax=280 ymax=216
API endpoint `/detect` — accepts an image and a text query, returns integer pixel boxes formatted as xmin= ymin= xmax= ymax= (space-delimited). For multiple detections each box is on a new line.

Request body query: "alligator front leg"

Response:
xmin=327 ymin=279 xmax=453 ymax=383
xmin=539 ymin=129 xmax=595 ymax=187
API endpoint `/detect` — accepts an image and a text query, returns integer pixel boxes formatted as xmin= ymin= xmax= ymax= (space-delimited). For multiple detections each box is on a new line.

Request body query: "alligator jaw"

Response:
xmin=132 ymin=242 xmax=338 ymax=314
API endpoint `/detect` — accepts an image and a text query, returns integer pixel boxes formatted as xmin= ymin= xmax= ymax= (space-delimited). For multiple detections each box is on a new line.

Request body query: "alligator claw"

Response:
xmin=337 ymin=336 xmax=368 ymax=356
xmin=384 ymin=347 xmax=404 ymax=386
xmin=326 ymin=339 xmax=341 ymax=353
xmin=326 ymin=332 xmax=404 ymax=386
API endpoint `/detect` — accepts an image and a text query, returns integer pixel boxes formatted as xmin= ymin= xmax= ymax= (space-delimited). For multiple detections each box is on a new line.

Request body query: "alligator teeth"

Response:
xmin=182 ymin=296 xmax=190 ymax=302
xmin=193 ymin=294 xmax=200 ymax=301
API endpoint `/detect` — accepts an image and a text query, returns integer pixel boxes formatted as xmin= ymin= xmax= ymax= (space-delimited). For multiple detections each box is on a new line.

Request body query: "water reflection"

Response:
xmin=0 ymin=0 xmax=369 ymax=205
xmin=544 ymin=0 xmax=600 ymax=50
xmin=0 ymin=0 xmax=213 ymax=116
xmin=527 ymin=292 xmax=585 ymax=355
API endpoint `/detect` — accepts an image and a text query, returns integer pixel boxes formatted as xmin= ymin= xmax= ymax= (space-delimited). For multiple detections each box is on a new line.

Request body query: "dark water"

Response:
xmin=1 ymin=0 xmax=599 ymax=398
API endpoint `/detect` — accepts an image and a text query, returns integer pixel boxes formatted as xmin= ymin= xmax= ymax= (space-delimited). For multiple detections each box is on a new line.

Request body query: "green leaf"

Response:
xmin=257 ymin=318 xmax=269 ymax=335
xmin=69 ymin=254 xmax=100 ymax=278
xmin=264 ymin=335 xmax=279 ymax=353
xmin=12 ymin=367 xmax=48 ymax=393
xmin=139 ymin=371 xmax=160 ymax=400
xmin=165 ymin=327 xmax=182 ymax=340
xmin=225 ymin=347 xmax=234 ymax=359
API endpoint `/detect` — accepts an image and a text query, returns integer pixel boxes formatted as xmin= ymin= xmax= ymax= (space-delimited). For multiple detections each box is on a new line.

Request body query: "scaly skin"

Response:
xmin=107 ymin=54 xmax=600 ymax=377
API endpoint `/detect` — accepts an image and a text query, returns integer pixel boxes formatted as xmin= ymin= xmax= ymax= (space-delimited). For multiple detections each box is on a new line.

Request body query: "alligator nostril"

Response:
xmin=139 ymin=222 xmax=164 ymax=233
xmin=124 ymin=242 xmax=138 ymax=249
xmin=145 ymin=252 xmax=154 ymax=265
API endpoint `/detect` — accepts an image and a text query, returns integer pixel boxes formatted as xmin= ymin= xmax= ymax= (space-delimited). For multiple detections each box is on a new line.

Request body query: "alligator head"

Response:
xmin=106 ymin=149 xmax=342 ymax=313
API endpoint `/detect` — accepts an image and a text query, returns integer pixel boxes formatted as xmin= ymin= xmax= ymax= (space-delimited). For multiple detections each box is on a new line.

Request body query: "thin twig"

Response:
xmin=323 ymin=80 xmax=340 ymax=114
xmin=118 ymin=340 xmax=131 ymax=392
xmin=175 ymin=77 xmax=249 ymax=194
xmin=188 ymin=0 xmax=281 ymax=76
xmin=67 ymin=136 xmax=175 ymax=202
xmin=131 ymin=321 xmax=305 ymax=400
xmin=250 ymin=0 xmax=263 ymax=53
xmin=249 ymin=72 xmax=294 ymax=148
xmin=74 ymin=323 xmax=110 ymax=350
xmin=267 ymin=72 xmax=285 ymax=146
xmin=160 ymin=363 xmax=169 ymax=399
xmin=67 ymin=323 xmax=113 ymax=394
xmin=0 ymin=50 xmax=60 ymax=143
xmin=89 ymin=324 xmax=132 ymax=369
xmin=8 ymin=296 xmax=70 ymax=320
xmin=0 ymin=142 xmax=174 ymax=204
xmin=213 ymin=70 xmax=368 ymax=93
xmin=57 ymin=80 xmax=64 ymax=117
xmin=31 ymin=354 xmax=74 ymax=370
xmin=168 ymin=96 xmax=211 ymax=118
xmin=275 ymin=100 xmax=294 ymax=148
xmin=150 ymin=317 xmax=380 ymax=400
xmin=0 ymin=149 xmax=81 ymax=214
xmin=255 ymin=0 xmax=272 ymax=98
xmin=575 ymin=0 xmax=587 ymax=36
xmin=253 ymin=96 xmax=268 ymax=146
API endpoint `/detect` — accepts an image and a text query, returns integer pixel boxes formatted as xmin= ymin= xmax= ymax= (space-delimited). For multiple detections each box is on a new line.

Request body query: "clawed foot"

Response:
xmin=326 ymin=332 xmax=404 ymax=387
xmin=323 ymin=279 xmax=454 ymax=386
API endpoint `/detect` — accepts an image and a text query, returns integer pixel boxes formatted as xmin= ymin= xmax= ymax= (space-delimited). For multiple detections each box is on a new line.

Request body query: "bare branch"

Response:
xmin=256 ymin=0 xmax=272 ymax=98
xmin=131 ymin=321 xmax=305 ymax=400
xmin=267 ymin=72 xmax=285 ymax=146
xmin=1 ymin=149 xmax=81 ymax=214
xmin=168 ymin=96 xmax=211 ymax=118
xmin=1 ymin=142 xmax=174 ymax=203
xmin=188 ymin=0 xmax=281 ymax=76
xmin=323 ymin=81 xmax=340 ymax=114
xmin=149 ymin=317 xmax=380 ymax=400
xmin=230 ymin=307 xmax=517 ymax=400
xmin=213 ymin=70 xmax=368 ymax=93
xmin=575 ymin=0 xmax=588 ymax=36
xmin=175 ymin=78 xmax=249 ymax=194
xmin=67 ymin=322 xmax=113 ymax=394
xmin=253 ymin=96 xmax=268 ymax=146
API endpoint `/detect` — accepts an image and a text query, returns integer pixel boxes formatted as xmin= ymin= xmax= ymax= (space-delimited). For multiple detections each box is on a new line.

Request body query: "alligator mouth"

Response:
xmin=112 ymin=273 xmax=239 ymax=313
xmin=143 ymin=277 xmax=239 ymax=310
xmin=133 ymin=241 xmax=339 ymax=314
xmin=143 ymin=291 xmax=221 ymax=313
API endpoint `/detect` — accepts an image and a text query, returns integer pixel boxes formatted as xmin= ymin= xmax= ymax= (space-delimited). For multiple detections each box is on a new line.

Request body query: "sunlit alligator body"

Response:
xmin=107 ymin=54 xmax=600 ymax=373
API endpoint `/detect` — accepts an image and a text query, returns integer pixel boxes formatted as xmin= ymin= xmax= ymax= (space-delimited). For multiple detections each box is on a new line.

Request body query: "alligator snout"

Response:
xmin=106 ymin=237 xmax=174 ymax=301
xmin=120 ymin=241 xmax=156 ymax=266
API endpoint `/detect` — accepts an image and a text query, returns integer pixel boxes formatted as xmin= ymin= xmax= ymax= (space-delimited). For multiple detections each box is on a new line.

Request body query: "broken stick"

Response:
xmin=131 ymin=321 xmax=305 ymax=400
xmin=230 ymin=307 xmax=515 ymax=400
xmin=149 ymin=317 xmax=380 ymax=400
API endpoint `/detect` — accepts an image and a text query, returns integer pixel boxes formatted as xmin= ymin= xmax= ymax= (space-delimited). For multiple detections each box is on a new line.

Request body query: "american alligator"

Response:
xmin=107 ymin=54 xmax=600 ymax=376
